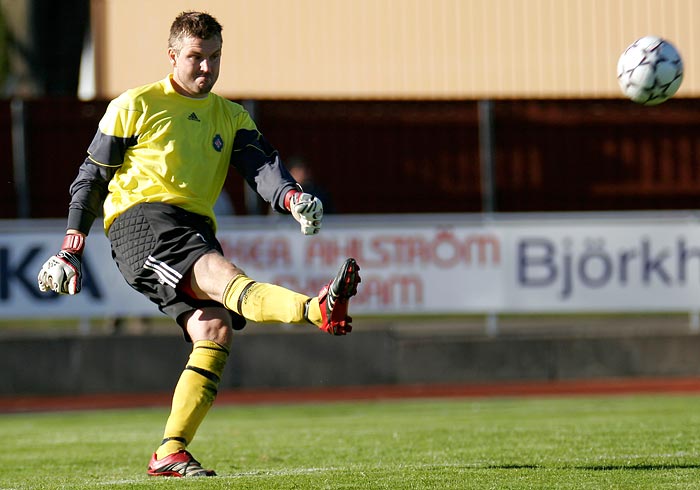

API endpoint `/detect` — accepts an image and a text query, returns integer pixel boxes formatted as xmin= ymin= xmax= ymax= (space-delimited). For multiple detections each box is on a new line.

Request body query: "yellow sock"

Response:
xmin=222 ymin=274 xmax=315 ymax=324
xmin=155 ymin=340 xmax=229 ymax=460
xmin=305 ymin=297 xmax=322 ymax=325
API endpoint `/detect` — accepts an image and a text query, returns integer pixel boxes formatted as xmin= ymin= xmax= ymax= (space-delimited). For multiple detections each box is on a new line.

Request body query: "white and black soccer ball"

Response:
xmin=617 ymin=36 xmax=683 ymax=106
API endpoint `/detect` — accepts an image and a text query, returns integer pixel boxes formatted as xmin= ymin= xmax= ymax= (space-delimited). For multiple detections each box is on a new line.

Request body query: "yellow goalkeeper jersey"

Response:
xmin=85 ymin=75 xmax=280 ymax=232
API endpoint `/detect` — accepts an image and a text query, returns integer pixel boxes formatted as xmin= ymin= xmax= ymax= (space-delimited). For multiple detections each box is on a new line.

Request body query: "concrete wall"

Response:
xmin=3 ymin=327 xmax=700 ymax=396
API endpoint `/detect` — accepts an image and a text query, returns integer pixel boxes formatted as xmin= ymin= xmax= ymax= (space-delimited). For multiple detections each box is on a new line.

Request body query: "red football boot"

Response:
xmin=147 ymin=450 xmax=216 ymax=477
xmin=313 ymin=258 xmax=361 ymax=335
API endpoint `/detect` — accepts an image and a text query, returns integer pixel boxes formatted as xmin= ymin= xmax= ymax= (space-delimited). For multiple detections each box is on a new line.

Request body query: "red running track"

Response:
xmin=3 ymin=377 xmax=700 ymax=413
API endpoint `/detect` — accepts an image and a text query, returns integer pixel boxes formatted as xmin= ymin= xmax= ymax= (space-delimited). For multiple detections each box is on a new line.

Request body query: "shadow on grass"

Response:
xmin=576 ymin=464 xmax=700 ymax=471
xmin=485 ymin=463 xmax=700 ymax=471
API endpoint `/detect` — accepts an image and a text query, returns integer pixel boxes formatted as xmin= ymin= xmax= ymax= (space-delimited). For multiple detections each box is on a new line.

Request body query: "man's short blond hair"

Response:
xmin=168 ymin=11 xmax=223 ymax=53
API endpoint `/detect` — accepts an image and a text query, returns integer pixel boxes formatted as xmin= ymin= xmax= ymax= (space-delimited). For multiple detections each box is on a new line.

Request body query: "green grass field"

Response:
xmin=2 ymin=394 xmax=700 ymax=489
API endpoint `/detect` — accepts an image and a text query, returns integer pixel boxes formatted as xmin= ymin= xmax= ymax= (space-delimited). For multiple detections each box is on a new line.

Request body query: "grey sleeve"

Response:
xmin=66 ymin=129 xmax=128 ymax=234
xmin=230 ymin=128 xmax=299 ymax=214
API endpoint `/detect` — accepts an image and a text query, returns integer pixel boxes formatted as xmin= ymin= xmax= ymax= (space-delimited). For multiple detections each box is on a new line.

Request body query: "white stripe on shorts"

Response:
xmin=143 ymin=255 xmax=183 ymax=288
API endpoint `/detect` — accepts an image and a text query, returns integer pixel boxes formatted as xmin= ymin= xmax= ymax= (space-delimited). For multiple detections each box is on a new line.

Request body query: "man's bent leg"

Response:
xmin=188 ymin=253 xmax=310 ymax=324
xmin=190 ymin=252 xmax=361 ymax=333
xmin=221 ymin=274 xmax=309 ymax=323
xmin=222 ymin=258 xmax=361 ymax=335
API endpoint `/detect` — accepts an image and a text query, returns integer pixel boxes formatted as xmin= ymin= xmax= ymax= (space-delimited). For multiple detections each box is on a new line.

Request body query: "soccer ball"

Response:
xmin=617 ymin=36 xmax=683 ymax=106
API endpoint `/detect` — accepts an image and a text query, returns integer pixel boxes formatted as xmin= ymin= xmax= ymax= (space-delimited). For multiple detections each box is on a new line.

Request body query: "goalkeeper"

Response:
xmin=36 ymin=10 xmax=361 ymax=478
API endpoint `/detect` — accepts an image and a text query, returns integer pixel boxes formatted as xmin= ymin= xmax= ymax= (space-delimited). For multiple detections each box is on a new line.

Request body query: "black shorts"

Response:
xmin=107 ymin=202 xmax=236 ymax=334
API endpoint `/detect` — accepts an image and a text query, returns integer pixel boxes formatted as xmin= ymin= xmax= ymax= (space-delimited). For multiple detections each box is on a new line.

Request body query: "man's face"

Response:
xmin=168 ymin=36 xmax=222 ymax=98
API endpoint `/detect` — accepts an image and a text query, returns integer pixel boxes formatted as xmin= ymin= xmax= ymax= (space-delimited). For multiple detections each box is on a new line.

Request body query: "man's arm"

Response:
xmin=230 ymin=127 xmax=324 ymax=235
xmin=229 ymin=128 xmax=298 ymax=213
xmin=37 ymin=149 xmax=118 ymax=295
xmin=66 ymin=156 xmax=119 ymax=234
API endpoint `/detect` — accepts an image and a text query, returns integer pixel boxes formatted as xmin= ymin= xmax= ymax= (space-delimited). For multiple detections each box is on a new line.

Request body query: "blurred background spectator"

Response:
xmin=286 ymin=156 xmax=336 ymax=214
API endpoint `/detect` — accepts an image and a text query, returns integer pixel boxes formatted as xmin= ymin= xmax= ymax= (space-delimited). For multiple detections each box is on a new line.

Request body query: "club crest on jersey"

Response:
xmin=212 ymin=134 xmax=224 ymax=152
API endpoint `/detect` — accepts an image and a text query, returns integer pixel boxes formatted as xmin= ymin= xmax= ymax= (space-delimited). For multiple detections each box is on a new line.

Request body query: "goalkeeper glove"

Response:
xmin=37 ymin=233 xmax=85 ymax=295
xmin=287 ymin=190 xmax=323 ymax=236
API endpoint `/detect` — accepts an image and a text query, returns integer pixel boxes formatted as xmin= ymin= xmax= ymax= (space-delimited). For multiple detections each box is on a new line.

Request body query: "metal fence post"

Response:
xmin=478 ymin=99 xmax=496 ymax=214
xmin=478 ymin=99 xmax=499 ymax=335
xmin=10 ymin=97 xmax=30 ymax=218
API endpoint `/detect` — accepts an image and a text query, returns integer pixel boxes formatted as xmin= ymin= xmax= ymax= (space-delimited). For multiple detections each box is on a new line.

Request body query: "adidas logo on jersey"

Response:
xmin=188 ymin=112 xmax=201 ymax=122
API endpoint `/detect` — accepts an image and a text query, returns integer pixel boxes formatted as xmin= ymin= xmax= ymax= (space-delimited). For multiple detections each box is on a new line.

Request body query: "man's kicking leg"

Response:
xmin=221 ymin=258 xmax=361 ymax=335
xmin=188 ymin=252 xmax=362 ymax=335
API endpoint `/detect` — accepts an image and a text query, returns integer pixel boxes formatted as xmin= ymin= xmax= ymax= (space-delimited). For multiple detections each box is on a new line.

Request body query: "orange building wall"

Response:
xmin=91 ymin=0 xmax=698 ymax=100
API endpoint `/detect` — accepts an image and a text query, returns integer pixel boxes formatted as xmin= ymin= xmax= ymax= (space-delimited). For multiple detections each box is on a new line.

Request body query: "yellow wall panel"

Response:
xmin=91 ymin=0 xmax=698 ymax=99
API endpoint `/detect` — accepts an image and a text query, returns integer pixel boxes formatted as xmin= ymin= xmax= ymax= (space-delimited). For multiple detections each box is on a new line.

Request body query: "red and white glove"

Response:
xmin=287 ymin=190 xmax=323 ymax=236
xmin=37 ymin=233 xmax=85 ymax=295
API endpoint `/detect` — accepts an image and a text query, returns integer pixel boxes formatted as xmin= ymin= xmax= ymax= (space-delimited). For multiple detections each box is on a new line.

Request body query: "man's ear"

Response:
xmin=167 ymin=48 xmax=177 ymax=67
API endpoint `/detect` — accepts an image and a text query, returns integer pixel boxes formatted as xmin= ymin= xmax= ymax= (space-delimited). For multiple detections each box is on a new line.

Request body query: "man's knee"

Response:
xmin=185 ymin=307 xmax=233 ymax=346
xmin=188 ymin=252 xmax=245 ymax=302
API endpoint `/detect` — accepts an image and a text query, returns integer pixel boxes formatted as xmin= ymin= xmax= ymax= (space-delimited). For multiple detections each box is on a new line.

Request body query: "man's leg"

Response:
xmin=221 ymin=258 xmax=361 ymax=335
xmin=148 ymin=307 xmax=231 ymax=477
xmin=188 ymin=253 xmax=361 ymax=335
